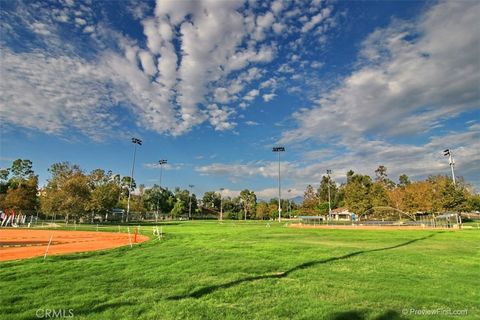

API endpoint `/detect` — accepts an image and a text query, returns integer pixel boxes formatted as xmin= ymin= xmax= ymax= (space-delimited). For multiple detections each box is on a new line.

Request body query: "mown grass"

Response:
xmin=1 ymin=221 xmax=479 ymax=319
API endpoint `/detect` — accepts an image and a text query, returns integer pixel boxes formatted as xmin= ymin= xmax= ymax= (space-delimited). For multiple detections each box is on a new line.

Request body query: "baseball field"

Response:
xmin=1 ymin=221 xmax=478 ymax=319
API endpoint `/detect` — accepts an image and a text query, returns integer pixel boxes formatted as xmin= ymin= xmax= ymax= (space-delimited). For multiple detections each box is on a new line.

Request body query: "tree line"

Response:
xmin=0 ymin=159 xmax=294 ymax=222
xmin=301 ymin=165 xmax=480 ymax=216
xmin=1 ymin=160 xmax=478 ymax=222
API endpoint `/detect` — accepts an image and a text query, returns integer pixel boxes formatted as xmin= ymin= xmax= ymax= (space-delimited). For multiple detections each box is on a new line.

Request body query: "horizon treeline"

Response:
xmin=0 ymin=160 xmax=479 ymax=222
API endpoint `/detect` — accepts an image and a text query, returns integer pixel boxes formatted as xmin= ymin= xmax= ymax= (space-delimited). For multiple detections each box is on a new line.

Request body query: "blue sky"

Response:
xmin=1 ymin=0 xmax=479 ymax=199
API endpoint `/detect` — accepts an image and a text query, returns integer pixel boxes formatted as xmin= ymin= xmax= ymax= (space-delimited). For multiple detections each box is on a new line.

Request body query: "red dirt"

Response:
xmin=0 ymin=229 xmax=149 ymax=261
xmin=288 ymin=223 xmax=453 ymax=231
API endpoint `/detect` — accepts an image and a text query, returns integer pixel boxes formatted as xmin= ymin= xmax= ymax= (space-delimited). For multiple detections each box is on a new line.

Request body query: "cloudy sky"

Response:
xmin=1 ymin=0 xmax=479 ymax=199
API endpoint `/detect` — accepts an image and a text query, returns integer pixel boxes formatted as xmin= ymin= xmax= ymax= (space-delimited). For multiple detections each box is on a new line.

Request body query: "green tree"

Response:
xmin=120 ymin=176 xmax=136 ymax=198
xmin=346 ymin=170 xmax=355 ymax=183
xmin=87 ymin=169 xmax=121 ymax=218
xmin=144 ymin=186 xmax=175 ymax=214
xmin=467 ymin=194 xmax=480 ymax=212
xmin=239 ymin=189 xmax=256 ymax=219
xmin=255 ymin=202 xmax=269 ymax=220
xmin=202 ymin=191 xmax=221 ymax=211
xmin=10 ymin=159 xmax=34 ymax=181
xmin=374 ymin=165 xmax=395 ymax=189
xmin=0 ymin=168 xmax=9 ymax=197
xmin=4 ymin=175 xmax=38 ymax=213
xmin=40 ymin=162 xmax=90 ymax=222
xmin=171 ymin=198 xmax=185 ymax=218
xmin=370 ymin=182 xmax=389 ymax=207
xmin=317 ymin=175 xmax=338 ymax=208
xmin=398 ymin=174 xmax=411 ymax=188
xmin=343 ymin=173 xmax=373 ymax=215
xmin=172 ymin=188 xmax=197 ymax=216
xmin=302 ymin=184 xmax=318 ymax=211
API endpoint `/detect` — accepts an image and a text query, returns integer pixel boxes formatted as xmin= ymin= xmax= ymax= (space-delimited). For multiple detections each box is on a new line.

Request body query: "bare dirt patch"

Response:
xmin=0 ymin=229 xmax=149 ymax=261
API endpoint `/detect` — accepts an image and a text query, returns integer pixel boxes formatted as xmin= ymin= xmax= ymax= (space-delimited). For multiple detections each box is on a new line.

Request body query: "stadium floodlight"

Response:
xmin=326 ymin=169 xmax=332 ymax=221
xmin=126 ymin=137 xmax=142 ymax=222
xmin=219 ymin=188 xmax=225 ymax=221
xmin=188 ymin=184 xmax=195 ymax=220
xmin=272 ymin=146 xmax=285 ymax=222
xmin=156 ymin=159 xmax=167 ymax=222
xmin=288 ymin=189 xmax=292 ymax=218
xmin=443 ymin=149 xmax=456 ymax=186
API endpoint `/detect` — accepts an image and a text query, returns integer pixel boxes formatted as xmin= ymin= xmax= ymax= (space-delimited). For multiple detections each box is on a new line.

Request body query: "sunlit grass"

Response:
xmin=1 ymin=221 xmax=479 ymax=319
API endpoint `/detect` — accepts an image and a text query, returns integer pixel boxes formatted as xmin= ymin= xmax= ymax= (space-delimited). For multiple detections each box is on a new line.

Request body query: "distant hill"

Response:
xmin=290 ymin=196 xmax=303 ymax=205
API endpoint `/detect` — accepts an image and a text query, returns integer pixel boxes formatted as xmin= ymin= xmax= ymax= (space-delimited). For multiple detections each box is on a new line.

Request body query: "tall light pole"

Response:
xmin=443 ymin=149 xmax=456 ymax=186
xmin=272 ymin=146 xmax=285 ymax=222
xmin=326 ymin=169 xmax=332 ymax=221
xmin=156 ymin=159 xmax=167 ymax=222
xmin=219 ymin=188 xmax=224 ymax=221
xmin=188 ymin=184 xmax=194 ymax=220
xmin=127 ymin=137 xmax=142 ymax=222
xmin=288 ymin=189 xmax=292 ymax=218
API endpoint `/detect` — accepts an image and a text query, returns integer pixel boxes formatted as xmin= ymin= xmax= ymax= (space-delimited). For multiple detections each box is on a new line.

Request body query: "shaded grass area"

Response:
xmin=1 ymin=221 xmax=479 ymax=319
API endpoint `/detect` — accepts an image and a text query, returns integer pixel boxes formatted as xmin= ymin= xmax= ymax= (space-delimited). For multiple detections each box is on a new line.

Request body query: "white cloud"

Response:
xmin=207 ymin=104 xmax=236 ymax=131
xmin=271 ymin=0 xmax=284 ymax=15
xmin=138 ymin=50 xmax=157 ymax=76
xmin=195 ymin=124 xmax=480 ymax=191
xmin=243 ymin=89 xmax=260 ymax=101
xmin=0 ymin=50 xmax=117 ymax=139
xmin=83 ymin=25 xmax=95 ymax=33
xmin=256 ymin=187 xmax=303 ymax=199
xmin=0 ymin=0 xmax=289 ymax=139
xmin=196 ymin=160 xmax=298 ymax=181
xmin=245 ymin=120 xmax=259 ymax=126
xmin=74 ymin=17 xmax=86 ymax=26
xmin=282 ymin=1 xmax=480 ymax=144
xmin=31 ymin=22 xmax=51 ymax=35
xmin=272 ymin=22 xmax=285 ymax=34
xmin=301 ymin=7 xmax=331 ymax=33
xmin=262 ymin=93 xmax=276 ymax=102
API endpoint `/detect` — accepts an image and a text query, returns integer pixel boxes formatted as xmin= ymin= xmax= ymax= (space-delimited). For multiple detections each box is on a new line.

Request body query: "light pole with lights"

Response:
xmin=188 ymin=184 xmax=195 ymax=220
xmin=272 ymin=146 xmax=285 ymax=222
xmin=288 ymin=189 xmax=292 ymax=218
xmin=443 ymin=149 xmax=456 ymax=186
xmin=219 ymin=188 xmax=225 ymax=221
xmin=326 ymin=169 xmax=332 ymax=221
xmin=126 ymin=137 xmax=142 ymax=222
xmin=156 ymin=159 xmax=167 ymax=222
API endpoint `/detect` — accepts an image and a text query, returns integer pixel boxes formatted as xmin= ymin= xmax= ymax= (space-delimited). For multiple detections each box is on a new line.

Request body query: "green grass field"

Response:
xmin=1 ymin=221 xmax=479 ymax=319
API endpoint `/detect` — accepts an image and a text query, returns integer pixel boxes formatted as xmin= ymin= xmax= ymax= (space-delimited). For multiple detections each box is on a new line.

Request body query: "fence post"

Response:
xmin=43 ymin=234 xmax=54 ymax=261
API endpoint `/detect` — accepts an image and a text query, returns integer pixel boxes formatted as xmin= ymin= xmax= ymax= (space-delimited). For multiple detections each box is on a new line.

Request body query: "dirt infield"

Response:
xmin=288 ymin=223 xmax=448 ymax=230
xmin=0 ymin=229 xmax=149 ymax=261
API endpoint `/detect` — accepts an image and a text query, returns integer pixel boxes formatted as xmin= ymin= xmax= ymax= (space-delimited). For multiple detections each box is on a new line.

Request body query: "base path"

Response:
xmin=0 ymin=229 xmax=149 ymax=261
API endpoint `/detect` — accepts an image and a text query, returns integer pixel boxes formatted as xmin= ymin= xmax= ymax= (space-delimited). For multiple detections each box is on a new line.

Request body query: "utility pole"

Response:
xmin=127 ymin=137 xmax=142 ymax=223
xmin=188 ymin=184 xmax=194 ymax=220
xmin=272 ymin=147 xmax=285 ymax=222
xmin=219 ymin=188 xmax=224 ymax=221
xmin=288 ymin=189 xmax=292 ymax=218
xmin=156 ymin=159 xmax=167 ymax=222
xmin=327 ymin=169 xmax=332 ymax=221
xmin=443 ymin=149 xmax=456 ymax=186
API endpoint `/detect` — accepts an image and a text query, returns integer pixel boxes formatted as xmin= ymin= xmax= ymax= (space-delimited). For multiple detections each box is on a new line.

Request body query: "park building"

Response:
xmin=331 ymin=208 xmax=355 ymax=221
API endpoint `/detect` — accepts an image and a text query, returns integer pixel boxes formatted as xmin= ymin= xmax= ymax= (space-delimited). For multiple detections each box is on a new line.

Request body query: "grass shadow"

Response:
xmin=330 ymin=310 xmax=404 ymax=320
xmin=75 ymin=301 xmax=135 ymax=316
xmin=168 ymin=234 xmax=436 ymax=300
